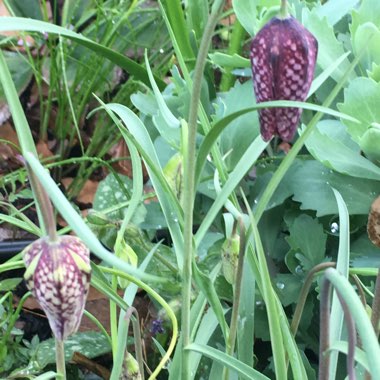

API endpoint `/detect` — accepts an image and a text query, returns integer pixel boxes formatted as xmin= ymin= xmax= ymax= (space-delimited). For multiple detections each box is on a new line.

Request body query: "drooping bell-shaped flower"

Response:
xmin=23 ymin=235 xmax=91 ymax=340
xmin=250 ymin=15 xmax=318 ymax=141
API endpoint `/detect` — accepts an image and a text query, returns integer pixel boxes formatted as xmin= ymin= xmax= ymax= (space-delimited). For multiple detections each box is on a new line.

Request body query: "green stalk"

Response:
xmin=291 ymin=262 xmax=336 ymax=336
xmin=279 ymin=0 xmax=289 ymax=19
xmin=55 ymin=339 xmax=66 ymax=379
xmin=181 ymin=2 xmax=225 ymax=378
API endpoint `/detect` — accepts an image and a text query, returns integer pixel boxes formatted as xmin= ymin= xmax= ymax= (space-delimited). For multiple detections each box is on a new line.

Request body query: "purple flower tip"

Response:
xmin=250 ymin=16 xmax=318 ymax=142
xmin=151 ymin=319 xmax=165 ymax=335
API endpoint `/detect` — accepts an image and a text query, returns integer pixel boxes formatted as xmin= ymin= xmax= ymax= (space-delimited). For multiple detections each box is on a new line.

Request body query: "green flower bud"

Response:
xmin=23 ymin=236 xmax=91 ymax=340
xmin=221 ymin=234 xmax=240 ymax=284
xmin=87 ymin=210 xmax=111 ymax=226
xmin=163 ymin=153 xmax=183 ymax=200
xmin=115 ymin=239 xmax=138 ymax=289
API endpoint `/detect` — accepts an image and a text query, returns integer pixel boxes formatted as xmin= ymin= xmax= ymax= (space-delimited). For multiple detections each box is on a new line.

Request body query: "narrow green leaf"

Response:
xmin=185 ymin=343 xmax=270 ymax=380
xmin=195 ymin=135 xmax=268 ymax=246
xmin=328 ymin=189 xmax=350 ymax=379
xmin=0 ymin=17 xmax=165 ymax=89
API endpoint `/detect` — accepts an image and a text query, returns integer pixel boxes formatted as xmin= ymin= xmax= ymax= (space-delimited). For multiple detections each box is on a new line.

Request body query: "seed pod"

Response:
xmin=368 ymin=196 xmax=380 ymax=248
xmin=221 ymin=233 xmax=240 ymax=285
xmin=121 ymin=352 xmax=142 ymax=380
xmin=250 ymin=16 xmax=318 ymax=141
xmin=23 ymin=235 xmax=91 ymax=340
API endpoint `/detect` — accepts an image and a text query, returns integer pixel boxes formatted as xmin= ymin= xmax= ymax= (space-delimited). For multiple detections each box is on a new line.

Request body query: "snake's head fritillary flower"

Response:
xmin=250 ymin=16 xmax=318 ymax=141
xmin=23 ymin=235 xmax=91 ymax=341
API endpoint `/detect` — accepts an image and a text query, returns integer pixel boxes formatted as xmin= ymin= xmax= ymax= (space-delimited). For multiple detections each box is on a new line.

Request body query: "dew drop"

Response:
xmin=276 ymin=282 xmax=285 ymax=290
xmin=330 ymin=222 xmax=339 ymax=234
xmin=159 ymin=48 xmax=164 ymax=54
xmin=295 ymin=265 xmax=303 ymax=275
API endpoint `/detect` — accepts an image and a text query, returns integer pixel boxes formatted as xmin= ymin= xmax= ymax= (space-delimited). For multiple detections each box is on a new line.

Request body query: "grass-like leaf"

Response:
xmin=185 ymin=343 xmax=270 ymax=380
xmin=0 ymin=17 xmax=166 ymax=90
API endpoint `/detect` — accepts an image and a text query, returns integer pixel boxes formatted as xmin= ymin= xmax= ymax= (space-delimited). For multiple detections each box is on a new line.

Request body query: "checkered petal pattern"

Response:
xmin=23 ymin=236 xmax=91 ymax=340
xmin=250 ymin=16 xmax=318 ymax=141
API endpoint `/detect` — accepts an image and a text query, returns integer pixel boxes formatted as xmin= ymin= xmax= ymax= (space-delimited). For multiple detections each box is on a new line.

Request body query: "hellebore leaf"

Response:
xmin=338 ymin=77 xmax=380 ymax=144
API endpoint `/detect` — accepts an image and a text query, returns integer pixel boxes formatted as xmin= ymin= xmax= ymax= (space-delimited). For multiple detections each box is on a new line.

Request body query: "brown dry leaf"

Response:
xmin=109 ymin=138 xmax=148 ymax=180
xmin=368 ymin=195 xmax=380 ymax=248
xmin=278 ymin=142 xmax=291 ymax=154
xmin=109 ymin=138 xmax=133 ymax=177
xmin=220 ymin=0 xmax=236 ymax=26
xmin=0 ymin=122 xmax=21 ymax=171
xmin=36 ymin=139 xmax=54 ymax=160
xmin=61 ymin=177 xmax=99 ymax=205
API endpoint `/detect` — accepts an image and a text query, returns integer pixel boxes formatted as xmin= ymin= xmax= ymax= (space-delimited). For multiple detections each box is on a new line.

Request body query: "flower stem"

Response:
xmin=25 ymin=161 xmax=57 ymax=241
xmin=181 ymin=1 xmax=225 ymax=379
xmin=55 ymin=339 xmax=66 ymax=380
xmin=279 ymin=0 xmax=289 ymax=19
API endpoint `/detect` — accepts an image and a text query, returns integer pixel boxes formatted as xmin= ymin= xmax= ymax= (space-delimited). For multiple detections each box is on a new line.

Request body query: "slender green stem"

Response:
xmin=25 ymin=162 xmax=57 ymax=241
xmin=55 ymin=339 xmax=66 ymax=380
xmin=223 ymin=219 xmax=246 ymax=380
xmin=335 ymin=292 xmax=357 ymax=380
xmin=110 ymin=275 xmax=118 ymax=361
xmin=291 ymin=262 xmax=336 ymax=336
xmin=319 ymin=276 xmax=332 ymax=380
xmin=181 ymin=2 xmax=225 ymax=379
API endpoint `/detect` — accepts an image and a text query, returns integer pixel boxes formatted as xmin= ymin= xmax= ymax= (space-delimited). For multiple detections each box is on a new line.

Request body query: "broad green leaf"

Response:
xmin=36 ymin=332 xmax=111 ymax=368
xmin=232 ymin=0 xmax=257 ymax=36
xmin=0 ymin=277 xmax=23 ymax=291
xmin=282 ymin=160 xmax=379 ymax=216
xmin=314 ymin=0 xmax=359 ymax=26
xmin=93 ymin=173 xmax=146 ymax=223
xmin=216 ymin=81 xmax=259 ymax=169
xmin=285 ymin=214 xmax=327 ymax=272
xmin=338 ymin=77 xmax=380 ymax=143
xmin=208 ymin=52 xmax=250 ymax=68
xmin=351 ymin=0 xmax=380 ymax=36
xmin=0 ymin=52 xmax=33 ymax=103
xmin=6 ymin=0 xmax=43 ymax=19
xmin=351 ymin=234 xmax=380 ymax=268
xmin=185 ymin=343 xmax=270 ymax=380
xmin=305 ymin=121 xmax=380 ymax=180
xmin=303 ymin=8 xmax=352 ymax=83
xmin=353 ymin=22 xmax=380 ymax=72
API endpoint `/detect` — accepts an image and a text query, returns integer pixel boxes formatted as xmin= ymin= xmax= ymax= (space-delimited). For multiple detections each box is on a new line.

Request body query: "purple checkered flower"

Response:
xmin=23 ymin=235 xmax=91 ymax=340
xmin=250 ymin=16 xmax=318 ymax=141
